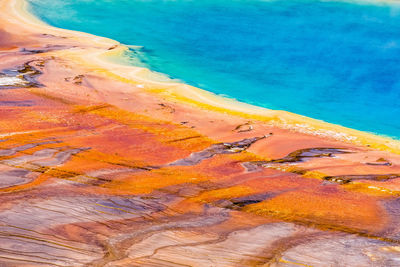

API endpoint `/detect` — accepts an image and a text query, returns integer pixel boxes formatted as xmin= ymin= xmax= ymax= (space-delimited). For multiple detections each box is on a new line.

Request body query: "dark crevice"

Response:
xmin=166 ymin=135 xmax=202 ymax=143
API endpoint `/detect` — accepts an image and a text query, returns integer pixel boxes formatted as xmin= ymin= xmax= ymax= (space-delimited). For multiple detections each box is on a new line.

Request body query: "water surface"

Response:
xmin=28 ymin=0 xmax=400 ymax=138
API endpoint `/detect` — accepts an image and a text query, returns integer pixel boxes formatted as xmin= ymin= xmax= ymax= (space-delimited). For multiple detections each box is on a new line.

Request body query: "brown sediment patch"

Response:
xmin=324 ymin=174 xmax=400 ymax=184
xmin=38 ymin=33 xmax=68 ymax=39
xmin=107 ymin=44 xmax=119 ymax=50
xmin=257 ymin=147 xmax=353 ymax=165
xmin=0 ymin=60 xmax=43 ymax=89
xmin=19 ymin=44 xmax=75 ymax=54
xmin=64 ymin=74 xmax=85 ymax=85
xmin=215 ymin=192 xmax=278 ymax=210
xmin=157 ymin=103 xmax=175 ymax=113
xmin=168 ymin=135 xmax=269 ymax=166
xmin=366 ymin=157 xmax=392 ymax=166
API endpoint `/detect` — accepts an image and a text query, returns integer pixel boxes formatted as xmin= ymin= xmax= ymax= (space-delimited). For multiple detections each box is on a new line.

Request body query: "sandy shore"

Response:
xmin=1 ymin=0 xmax=400 ymax=266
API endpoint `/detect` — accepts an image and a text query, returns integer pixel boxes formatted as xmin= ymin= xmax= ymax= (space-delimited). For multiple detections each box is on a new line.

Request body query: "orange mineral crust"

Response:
xmin=2 ymin=0 xmax=400 ymax=266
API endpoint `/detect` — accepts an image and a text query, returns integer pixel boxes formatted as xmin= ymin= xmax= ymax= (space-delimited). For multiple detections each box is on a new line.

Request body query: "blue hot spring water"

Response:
xmin=28 ymin=0 xmax=400 ymax=139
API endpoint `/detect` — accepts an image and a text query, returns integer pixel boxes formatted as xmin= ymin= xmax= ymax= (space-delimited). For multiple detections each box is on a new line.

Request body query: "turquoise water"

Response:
xmin=28 ymin=0 xmax=400 ymax=138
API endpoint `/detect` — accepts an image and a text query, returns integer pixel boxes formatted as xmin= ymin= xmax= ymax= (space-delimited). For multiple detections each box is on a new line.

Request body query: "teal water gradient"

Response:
xmin=28 ymin=0 xmax=400 ymax=138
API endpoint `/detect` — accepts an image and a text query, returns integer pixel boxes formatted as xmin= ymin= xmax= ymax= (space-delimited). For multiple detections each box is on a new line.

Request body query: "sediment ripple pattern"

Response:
xmin=1 ymin=30 xmax=400 ymax=267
